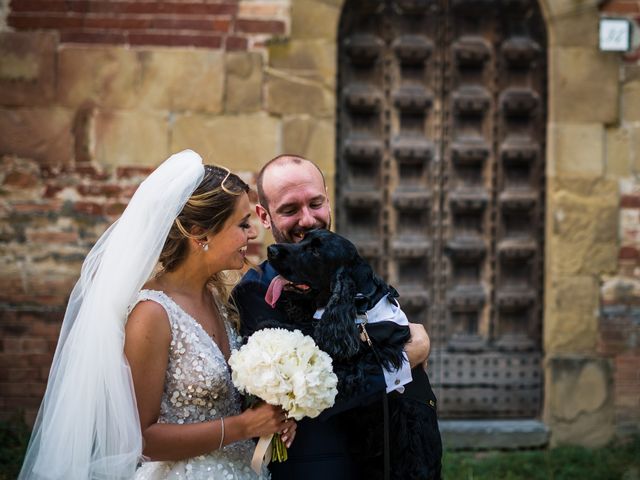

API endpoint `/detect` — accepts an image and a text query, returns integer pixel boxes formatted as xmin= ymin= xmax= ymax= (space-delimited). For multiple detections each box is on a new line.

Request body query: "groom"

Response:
xmin=232 ymin=154 xmax=431 ymax=479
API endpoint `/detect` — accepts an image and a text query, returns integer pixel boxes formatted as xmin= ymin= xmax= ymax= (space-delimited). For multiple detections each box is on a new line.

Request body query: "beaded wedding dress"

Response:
xmin=131 ymin=290 xmax=268 ymax=480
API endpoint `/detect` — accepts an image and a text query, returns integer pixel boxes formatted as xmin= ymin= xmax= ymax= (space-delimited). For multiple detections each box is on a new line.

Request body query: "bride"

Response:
xmin=19 ymin=150 xmax=296 ymax=479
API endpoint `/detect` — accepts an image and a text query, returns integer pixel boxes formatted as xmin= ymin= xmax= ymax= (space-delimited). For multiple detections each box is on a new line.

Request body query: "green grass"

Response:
xmin=0 ymin=413 xmax=30 ymax=480
xmin=443 ymin=436 xmax=640 ymax=480
xmin=1 ymin=413 xmax=639 ymax=480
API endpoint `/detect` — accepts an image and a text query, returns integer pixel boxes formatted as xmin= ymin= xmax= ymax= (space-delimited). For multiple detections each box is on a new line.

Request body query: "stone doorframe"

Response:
xmin=276 ymin=0 xmax=618 ymax=447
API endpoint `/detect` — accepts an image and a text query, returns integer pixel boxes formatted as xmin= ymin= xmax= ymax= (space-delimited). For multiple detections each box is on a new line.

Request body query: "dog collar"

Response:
xmin=314 ymin=295 xmax=404 ymax=326
xmin=313 ymin=307 xmax=369 ymax=325
xmin=355 ymin=287 xmax=400 ymax=315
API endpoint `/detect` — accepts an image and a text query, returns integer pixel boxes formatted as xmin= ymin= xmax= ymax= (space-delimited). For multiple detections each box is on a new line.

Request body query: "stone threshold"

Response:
xmin=439 ymin=419 xmax=550 ymax=450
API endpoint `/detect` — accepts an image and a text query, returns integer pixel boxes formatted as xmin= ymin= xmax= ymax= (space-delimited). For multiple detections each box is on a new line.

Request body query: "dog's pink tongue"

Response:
xmin=265 ymin=275 xmax=288 ymax=308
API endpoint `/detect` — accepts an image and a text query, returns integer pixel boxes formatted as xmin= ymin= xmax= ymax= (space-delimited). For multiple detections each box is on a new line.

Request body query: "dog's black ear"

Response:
xmin=315 ymin=266 xmax=361 ymax=361
xmin=349 ymin=259 xmax=375 ymax=290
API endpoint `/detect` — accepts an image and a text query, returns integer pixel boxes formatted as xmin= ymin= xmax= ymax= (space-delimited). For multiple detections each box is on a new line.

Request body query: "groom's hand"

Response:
xmin=405 ymin=323 xmax=430 ymax=368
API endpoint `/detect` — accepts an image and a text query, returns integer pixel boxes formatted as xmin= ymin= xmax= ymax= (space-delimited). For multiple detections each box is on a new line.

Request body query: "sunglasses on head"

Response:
xmin=205 ymin=165 xmax=242 ymax=195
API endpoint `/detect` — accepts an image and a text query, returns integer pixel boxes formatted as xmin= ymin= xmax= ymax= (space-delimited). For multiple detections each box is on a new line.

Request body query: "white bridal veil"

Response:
xmin=19 ymin=150 xmax=205 ymax=479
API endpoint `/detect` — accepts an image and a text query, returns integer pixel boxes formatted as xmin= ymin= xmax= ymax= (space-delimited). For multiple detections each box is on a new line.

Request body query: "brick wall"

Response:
xmin=6 ymin=0 xmax=288 ymax=50
xmin=600 ymin=189 xmax=640 ymax=435
xmin=0 ymin=154 xmax=261 ymax=423
xmin=0 ymin=155 xmax=138 ymax=422
xmin=601 ymin=0 xmax=640 ymax=14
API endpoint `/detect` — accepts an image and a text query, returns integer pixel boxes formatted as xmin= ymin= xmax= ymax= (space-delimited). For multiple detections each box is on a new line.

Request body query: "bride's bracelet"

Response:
xmin=218 ymin=417 xmax=225 ymax=450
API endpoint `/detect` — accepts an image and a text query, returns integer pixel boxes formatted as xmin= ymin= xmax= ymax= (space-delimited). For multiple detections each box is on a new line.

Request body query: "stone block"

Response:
xmin=282 ymin=115 xmax=335 ymax=173
xmin=0 ymin=156 xmax=42 ymax=199
xmin=57 ymin=46 xmax=141 ymax=109
xmin=547 ymin=176 xmax=618 ymax=275
xmin=620 ymin=207 xmax=640 ymax=248
xmin=225 ymin=52 xmax=263 ymax=113
xmin=0 ymin=0 xmax=7 ymax=30
xmin=605 ymin=126 xmax=631 ymax=177
xmin=269 ymin=39 xmax=337 ymax=88
xmin=265 ymin=73 xmax=334 ymax=116
xmin=171 ymin=112 xmax=280 ymax=171
xmin=548 ymin=123 xmax=604 ymax=176
xmin=544 ymin=0 xmax=600 ymax=19
xmin=136 ymin=48 xmax=224 ymax=113
xmin=625 ymin=64 xmax=640 ymax=82
xmin=549 ymin=48 xmax=618 ymax=124
xmin=238 ymin=1 xmax=289 ymax=20
xmin=0 ymin=107 xmax=74 ymax=167
xmin=290 ymin=0 xmax=340 ymax=41
xmin=544 ymin=355 xmax=615 ymax=448
xmin=544 ymin=275 xmax=599 ymax=353
xmin=631 ymin=126 xmax=640 ymax=175
xmin=439 ymin=420 xmax=549 ymax=450
xmin=601 ymin=276 xmax=640 ymax=305
xmin=94 ymin=110 xmax=169 ymax=167
xmin=0 ymin=31 xmax=57 ymax=106
xmin=546 ymin=5 xmax=598 ymax=47
xmin=622 ymin=79 xmax=640 ymax=123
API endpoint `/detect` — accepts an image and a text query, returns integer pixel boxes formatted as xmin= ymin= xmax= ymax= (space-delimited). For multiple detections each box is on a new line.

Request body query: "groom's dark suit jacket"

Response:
xmin=232 ymin=260 xmax=386 ymax=480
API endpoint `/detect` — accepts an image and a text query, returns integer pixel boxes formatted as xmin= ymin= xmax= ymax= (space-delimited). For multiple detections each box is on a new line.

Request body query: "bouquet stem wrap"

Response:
xmin=251 ymin=434 xmax=273 ymax=474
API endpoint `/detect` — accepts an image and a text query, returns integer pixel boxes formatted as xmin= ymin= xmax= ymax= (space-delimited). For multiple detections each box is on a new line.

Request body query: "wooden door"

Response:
xmin=336 ymin=0 xmax=547 ymax=417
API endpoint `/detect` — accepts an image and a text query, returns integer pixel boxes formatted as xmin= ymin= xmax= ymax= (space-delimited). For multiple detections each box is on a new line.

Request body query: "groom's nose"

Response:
xmin=298 ymin=207 xmax=317 ymax=228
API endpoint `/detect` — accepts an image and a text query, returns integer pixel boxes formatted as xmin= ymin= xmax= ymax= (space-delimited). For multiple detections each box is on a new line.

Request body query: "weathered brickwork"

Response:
xmin=0 ymin=154 xmax=263 ymax=422
xmin=599 ymin=188 xmax=640 ymax=435
xmin=7 ymin=0 xmax=289 ymax=50
xmin=1 ymin=155 xmax=114 ymax=422
xmin=602 ymin=0 xmax=640 ymax=12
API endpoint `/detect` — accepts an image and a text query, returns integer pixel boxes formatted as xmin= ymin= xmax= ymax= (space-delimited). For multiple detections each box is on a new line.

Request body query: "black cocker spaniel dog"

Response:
xmin=264 ymin=229 xmax=442 ymax=480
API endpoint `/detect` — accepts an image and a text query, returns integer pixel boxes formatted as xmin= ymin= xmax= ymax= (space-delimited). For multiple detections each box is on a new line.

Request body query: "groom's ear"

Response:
xmin=256 ymin=203 xmax=271 ymax=230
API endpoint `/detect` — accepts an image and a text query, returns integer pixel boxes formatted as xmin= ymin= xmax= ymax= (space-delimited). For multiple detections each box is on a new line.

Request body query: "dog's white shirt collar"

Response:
xmin=313 ymin=296 xmax=412 ymax=394
xmin=313 ymin=295 xmax=408 ymax=326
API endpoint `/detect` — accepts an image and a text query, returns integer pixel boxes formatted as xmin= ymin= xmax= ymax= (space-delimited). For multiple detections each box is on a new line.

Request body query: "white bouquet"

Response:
xmin=229 ymin=328 xmax=338 ymax=470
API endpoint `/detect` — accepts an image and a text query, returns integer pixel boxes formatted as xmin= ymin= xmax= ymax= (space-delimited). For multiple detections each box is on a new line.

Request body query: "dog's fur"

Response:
xmin=263 ymin=229 xmax=442 ymax=480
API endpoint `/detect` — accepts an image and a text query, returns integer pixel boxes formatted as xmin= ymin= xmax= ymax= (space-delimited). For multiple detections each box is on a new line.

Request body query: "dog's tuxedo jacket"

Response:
xmin=312 ymin=293 xmax=413 ymax=393
xmin=233 ymin=260 xmax=387 ymax=480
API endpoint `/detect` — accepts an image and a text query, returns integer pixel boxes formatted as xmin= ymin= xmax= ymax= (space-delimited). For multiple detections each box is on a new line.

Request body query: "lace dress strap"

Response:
xmin=129 ymin=289 xmax=191 ymax=327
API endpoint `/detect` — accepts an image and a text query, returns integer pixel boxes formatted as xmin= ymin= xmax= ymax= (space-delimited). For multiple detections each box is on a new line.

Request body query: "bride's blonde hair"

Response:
xmin=158 ymin=165 xmax=250 ymax=326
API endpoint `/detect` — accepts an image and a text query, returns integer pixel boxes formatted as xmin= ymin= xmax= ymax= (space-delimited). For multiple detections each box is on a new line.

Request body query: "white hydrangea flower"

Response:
xmin=229 ymin=328 xmax=338 ymax=421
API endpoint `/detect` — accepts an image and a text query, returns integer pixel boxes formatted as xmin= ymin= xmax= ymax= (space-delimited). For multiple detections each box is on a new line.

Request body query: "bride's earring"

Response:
xmin=199 ymin=242 xmax=209 ymax=252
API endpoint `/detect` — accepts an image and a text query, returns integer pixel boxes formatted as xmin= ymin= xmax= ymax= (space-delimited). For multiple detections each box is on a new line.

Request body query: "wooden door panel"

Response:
xmin=337 ymin=0 xmax=546 ymax=418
